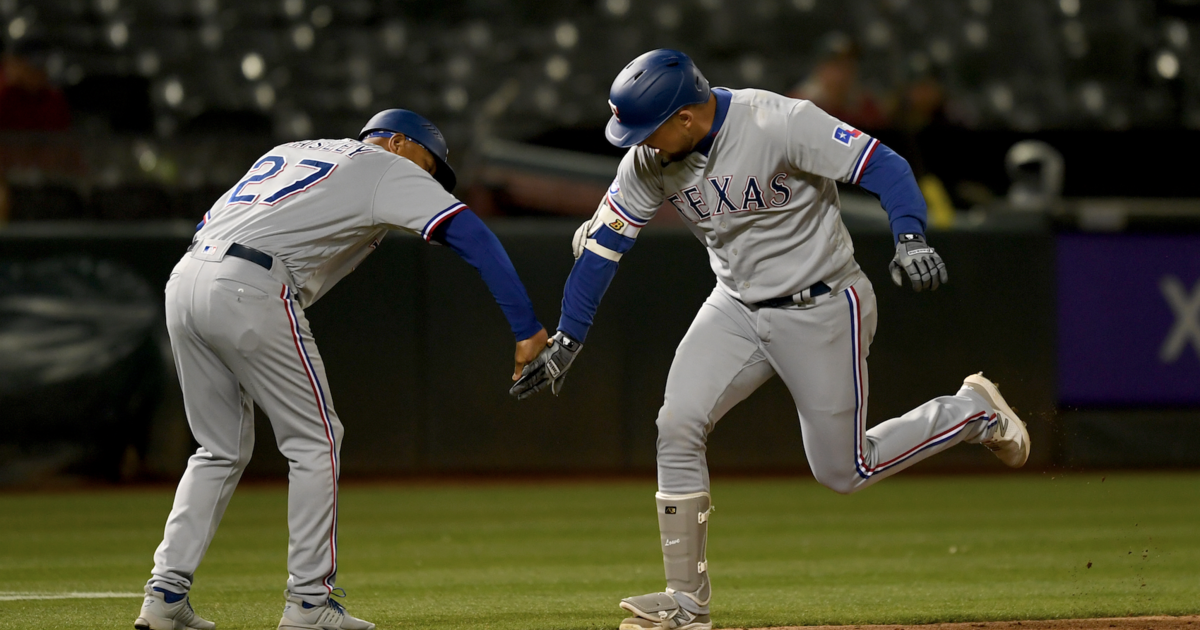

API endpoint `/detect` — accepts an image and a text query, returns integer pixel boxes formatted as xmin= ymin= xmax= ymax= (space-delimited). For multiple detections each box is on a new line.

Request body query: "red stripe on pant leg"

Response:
xmin=847 ymin=287 xmax=869 ymax=477
xmin=281 ymin=288 xmax=338 ymax=595
xmin=847 ymin=287 xmax=988 ymax=477
xmin=868 ymin=411 xmax=990 ymax=472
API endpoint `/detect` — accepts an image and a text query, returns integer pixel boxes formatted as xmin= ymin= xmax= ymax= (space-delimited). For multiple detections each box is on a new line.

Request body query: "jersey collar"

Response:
xmin=692 ymin=87 xmax=732 ymax=158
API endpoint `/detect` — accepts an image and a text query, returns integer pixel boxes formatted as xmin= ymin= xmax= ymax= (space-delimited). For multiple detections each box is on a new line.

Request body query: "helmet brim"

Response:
xmin=430 ymin=154 xmax=457 ymax=192
xmin=605 ymin=115 xmax=662 ymax=148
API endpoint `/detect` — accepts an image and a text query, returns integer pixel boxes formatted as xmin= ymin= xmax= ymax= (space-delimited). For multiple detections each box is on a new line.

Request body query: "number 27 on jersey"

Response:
xmin=226 ymin=155 xmax=337 ymax=207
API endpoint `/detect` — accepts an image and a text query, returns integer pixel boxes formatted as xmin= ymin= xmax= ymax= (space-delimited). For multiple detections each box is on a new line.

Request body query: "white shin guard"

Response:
xmin=656 ymin=492 xmax=712 ymax=614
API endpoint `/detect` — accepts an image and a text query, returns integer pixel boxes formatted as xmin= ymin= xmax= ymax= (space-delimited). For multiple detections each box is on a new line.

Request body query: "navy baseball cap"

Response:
xmin=605 ymin=49 xmax=711 ymax=148
xmin=359 ymin=109 xmax=457 ymax=192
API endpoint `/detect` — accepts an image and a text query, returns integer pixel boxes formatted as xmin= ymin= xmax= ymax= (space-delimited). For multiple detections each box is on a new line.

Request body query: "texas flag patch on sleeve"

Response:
xmin=832 ymin=126 xmax=863 ymax=146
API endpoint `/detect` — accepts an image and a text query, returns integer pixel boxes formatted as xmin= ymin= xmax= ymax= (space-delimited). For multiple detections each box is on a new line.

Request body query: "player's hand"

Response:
xmin=509 ymin=331 xmax=583 ymax=400
xmin=513 ymin=328 xmax=550 ymax=381
xmin=889 ymin=233 xmax=948 ymax=292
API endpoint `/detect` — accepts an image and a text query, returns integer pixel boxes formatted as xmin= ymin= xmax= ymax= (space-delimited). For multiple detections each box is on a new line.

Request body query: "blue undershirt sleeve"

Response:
xmin=432 ymin=209 xmax=543 ymax=340
xmin=856 ymin=143 xmax=928 ymax=243
xmin=557 ymin=224 xmax=636 ymax=343
xmin=558 ymin=250 xmax=619 ymax=343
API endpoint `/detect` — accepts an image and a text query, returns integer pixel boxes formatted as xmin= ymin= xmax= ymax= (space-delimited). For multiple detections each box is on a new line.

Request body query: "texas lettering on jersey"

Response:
xmin=666 ymin=173 xmax=793 ymax=221
xmin=608 ymin=88 xmax=877 ymax=305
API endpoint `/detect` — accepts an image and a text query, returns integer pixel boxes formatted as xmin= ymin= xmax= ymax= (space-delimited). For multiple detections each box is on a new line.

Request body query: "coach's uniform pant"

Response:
xmin=149 ymin=253 xmax=341 ymax=606
xmin=656 ymin=272 xmax=996 ymax=496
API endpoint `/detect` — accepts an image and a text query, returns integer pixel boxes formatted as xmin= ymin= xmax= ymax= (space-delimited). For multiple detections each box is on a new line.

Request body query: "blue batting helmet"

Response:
xmin=605 ymin=49 xmax=711 ymax=148
xmin=359 ymin=109 xmax=457 ymax=192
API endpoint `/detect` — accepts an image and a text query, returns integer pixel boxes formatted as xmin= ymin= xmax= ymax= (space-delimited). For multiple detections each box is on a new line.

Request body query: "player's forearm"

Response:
xmin=434 ymin=209 xmax=543 ymax=340
xmin=557 ymin=250 xmax=620 ymax=343
xmin=856 ymin=143 xmax=927 ymax=243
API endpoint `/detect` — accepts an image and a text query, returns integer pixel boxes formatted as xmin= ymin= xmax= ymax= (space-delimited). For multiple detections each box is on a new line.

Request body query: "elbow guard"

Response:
xmin=572 ymin=198 xmax=641 ymax=261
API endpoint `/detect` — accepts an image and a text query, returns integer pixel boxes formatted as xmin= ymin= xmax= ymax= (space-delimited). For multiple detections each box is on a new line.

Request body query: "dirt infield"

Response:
xmin=738 ymin=617 xmax=1200 ymax=630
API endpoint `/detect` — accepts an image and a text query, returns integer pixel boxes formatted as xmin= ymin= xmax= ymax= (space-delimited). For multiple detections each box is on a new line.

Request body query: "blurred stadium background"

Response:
xmin=1 ymin=0 xmax=1198 ymax=485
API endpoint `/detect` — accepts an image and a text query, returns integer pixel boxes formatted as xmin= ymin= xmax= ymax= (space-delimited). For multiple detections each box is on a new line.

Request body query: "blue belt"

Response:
xmin=749 ymin=281 xmax=831 ymax=309
xmin=188 ymin=242 xmax=273 ymax=271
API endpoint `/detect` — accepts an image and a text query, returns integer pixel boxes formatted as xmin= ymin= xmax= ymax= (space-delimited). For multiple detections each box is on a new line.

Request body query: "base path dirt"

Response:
xmin=735 ymin=616 xmax=1200 ymax=630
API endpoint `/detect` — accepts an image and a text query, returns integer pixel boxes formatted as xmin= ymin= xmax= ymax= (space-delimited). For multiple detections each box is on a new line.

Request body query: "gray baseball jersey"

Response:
xmin=150 ymin=138 xmax=470 ymax=609
xmin=602 ymin=89 xmax=1000 ymax=618
xmin=196 ymin=138 xmax=465 ymax=308
xmin=605 ymin=88 xmax=880 ymax=304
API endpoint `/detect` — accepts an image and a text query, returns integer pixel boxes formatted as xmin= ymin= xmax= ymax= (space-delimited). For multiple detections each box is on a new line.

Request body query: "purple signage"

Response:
xmin=1058 ymin=234 xmax=1200 ymax=406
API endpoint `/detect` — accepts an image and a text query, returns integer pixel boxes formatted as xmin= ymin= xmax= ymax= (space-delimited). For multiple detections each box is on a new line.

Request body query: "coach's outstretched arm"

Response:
xmin=855 ymin=143 xmax=948 ymax=292
xmin=508 ymin=202 xmax=637 ymax=399
xmin=430 ymin=209 xmax=549 ymax=379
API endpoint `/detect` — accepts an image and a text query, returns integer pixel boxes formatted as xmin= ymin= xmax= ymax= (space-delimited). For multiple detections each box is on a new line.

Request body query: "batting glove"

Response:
xmin=509 ymin=331 xmax=583 ymax=400
xmin=889 ymin=233 xmax=948 ymax=292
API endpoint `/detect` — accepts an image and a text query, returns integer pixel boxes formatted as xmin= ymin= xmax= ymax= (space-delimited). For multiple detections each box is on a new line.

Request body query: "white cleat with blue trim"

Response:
xmin=134 ymin=585 xmax=216 ymax=630
xmin=278 ymin=596 xmax=375 ymax=630
xmin=962 ymin=372 xmax=1030 ymax=468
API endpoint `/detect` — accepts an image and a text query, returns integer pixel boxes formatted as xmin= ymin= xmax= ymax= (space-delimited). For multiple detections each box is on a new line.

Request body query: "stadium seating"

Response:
xmin=2 ymin=0 xmax=1197 ymax=220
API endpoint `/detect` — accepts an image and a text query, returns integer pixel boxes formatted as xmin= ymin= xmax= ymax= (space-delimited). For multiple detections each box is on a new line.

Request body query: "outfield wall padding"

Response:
xmin=0 ymin=220 xmax=1085 ymax=477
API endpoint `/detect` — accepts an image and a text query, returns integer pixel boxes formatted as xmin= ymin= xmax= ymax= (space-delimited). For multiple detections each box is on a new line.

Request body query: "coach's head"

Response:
xmin=359 ymin=109 xmax=457 ymax=192
xmin=605 ymin=49 xmax=715 ymax=162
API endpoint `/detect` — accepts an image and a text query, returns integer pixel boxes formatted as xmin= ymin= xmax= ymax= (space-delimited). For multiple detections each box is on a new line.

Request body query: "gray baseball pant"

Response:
xmin=656 ymin=273 xmax=995 ymax=496
xmin=148 ymin=253 xmax=341 ymax=606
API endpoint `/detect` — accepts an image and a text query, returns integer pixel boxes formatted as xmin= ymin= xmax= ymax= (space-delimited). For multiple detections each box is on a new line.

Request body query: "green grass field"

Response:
xmin=1 ymin=472 xmax=1197 ymax=630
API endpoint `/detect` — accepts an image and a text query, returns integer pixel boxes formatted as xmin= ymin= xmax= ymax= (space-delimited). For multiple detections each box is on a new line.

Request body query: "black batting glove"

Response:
xmin=889 ymin=233 xmax=948 ymax=292
xmin=509 ymin=331 xmax=583 ymax=400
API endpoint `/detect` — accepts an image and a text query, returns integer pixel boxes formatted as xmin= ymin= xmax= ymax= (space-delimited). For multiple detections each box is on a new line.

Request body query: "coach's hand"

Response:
xmin=514 ymin=328 xmax=550 ymax=382
xmin=509 ymin=331 xmax=583 ymax=399
xmin=889 ymin=233 xmax=948 ymax=292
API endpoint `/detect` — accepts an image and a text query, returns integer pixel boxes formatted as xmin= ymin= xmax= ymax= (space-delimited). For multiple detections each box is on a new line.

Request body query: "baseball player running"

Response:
xmin=511 ymin=50 xmax=1030 ymax=630
xmin=136 ymin=109 xmax=548 ymax=630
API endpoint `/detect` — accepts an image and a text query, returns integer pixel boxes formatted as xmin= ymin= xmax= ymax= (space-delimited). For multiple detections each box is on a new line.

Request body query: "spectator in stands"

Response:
xmin=891 ymin=73 xmax=998 ymax=214
xmin=887 ymin=74 xmax=957 ymax=226
xmin=789 ymin=45 xmax=889 ymax=132
xmin=0 ymin=39 xmax=71 ymax=131
xmin=895 ymin=75 xmax=945 ymax=134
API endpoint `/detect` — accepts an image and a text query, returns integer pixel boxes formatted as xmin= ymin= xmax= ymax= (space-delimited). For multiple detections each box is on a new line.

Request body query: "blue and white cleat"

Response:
xmin=134 ymin=585 xmax=216 ymax=630
xmin=278 ymin=596 xmax=375 ymax=630
xmin=962 ymin=372 xmax=1031 ymax=468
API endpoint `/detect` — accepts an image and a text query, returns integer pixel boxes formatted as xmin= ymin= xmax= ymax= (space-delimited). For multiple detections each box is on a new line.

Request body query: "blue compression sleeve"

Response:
xmin=558 ymin=250 xmax=619 ymax=343
xmin=432 ymin=209 xmax=543 ymax=340
xmin=557 ymin=224 xmax=636 ymax=342
xmin=856 ymin=143 xmax=927 ymax=243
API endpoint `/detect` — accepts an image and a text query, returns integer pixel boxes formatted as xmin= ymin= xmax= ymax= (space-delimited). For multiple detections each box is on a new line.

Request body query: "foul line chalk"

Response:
xmin=0 ymin=592 xmax=144 ymax=601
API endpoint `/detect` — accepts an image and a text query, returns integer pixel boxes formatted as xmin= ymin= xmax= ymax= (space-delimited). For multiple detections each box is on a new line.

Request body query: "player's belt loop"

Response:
xmin=748 ymin=281 xmax=831 ymax=309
